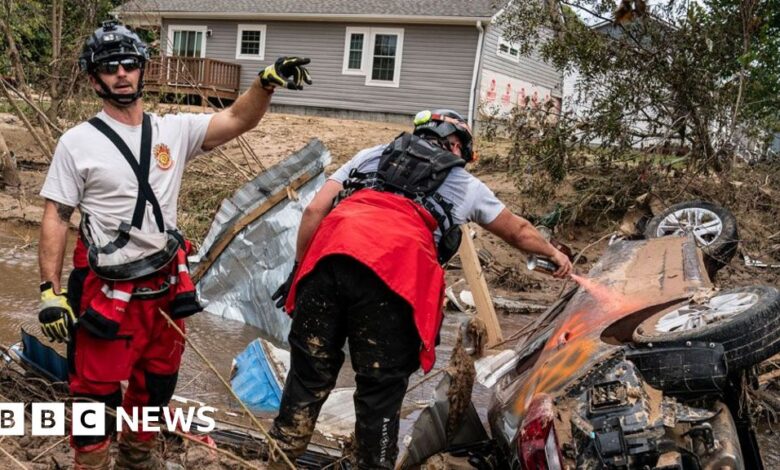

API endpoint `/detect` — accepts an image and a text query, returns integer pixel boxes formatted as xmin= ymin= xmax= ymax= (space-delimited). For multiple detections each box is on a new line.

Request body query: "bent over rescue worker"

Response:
xmin=269 ymin=109 xmax=572 ymax=468
xmin=37 ymin=20 xmax=311 ymax=470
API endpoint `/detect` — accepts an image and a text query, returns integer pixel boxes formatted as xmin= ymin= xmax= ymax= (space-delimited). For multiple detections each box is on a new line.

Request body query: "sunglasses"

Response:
xmin=95 ymin=58 xmax=142 ymax=74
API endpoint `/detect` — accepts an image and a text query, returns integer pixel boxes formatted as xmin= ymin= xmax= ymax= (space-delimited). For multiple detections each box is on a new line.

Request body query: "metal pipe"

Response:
xmin=467 ymin=20 xmax=485 ymax=128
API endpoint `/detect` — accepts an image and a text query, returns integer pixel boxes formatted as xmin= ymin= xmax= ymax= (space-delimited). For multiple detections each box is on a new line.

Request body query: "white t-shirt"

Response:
xmin=330 ymin=143 xmax=505 ymax=240
xmin=41 ymin=111 xmax=213 ymax=232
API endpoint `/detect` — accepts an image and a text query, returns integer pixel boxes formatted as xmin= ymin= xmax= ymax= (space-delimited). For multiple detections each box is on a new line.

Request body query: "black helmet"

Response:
xmin=80 ymin=20 xmax=148 ymax=72
xmin=80 ymin=20 xmax=149 ymax=105
xmin=413 ymin=109 xmax=476 ymax=162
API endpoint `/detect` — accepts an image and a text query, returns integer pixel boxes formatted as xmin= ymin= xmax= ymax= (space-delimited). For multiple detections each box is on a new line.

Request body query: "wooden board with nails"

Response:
xmin=457 ymin=224 xmax=503 ymax=347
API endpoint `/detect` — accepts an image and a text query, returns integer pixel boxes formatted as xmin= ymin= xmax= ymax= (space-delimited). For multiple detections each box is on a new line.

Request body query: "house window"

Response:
xmin=342 ymin=27 xmax=404 ymax=87
xmin=371 ymin=34 xmax=397 ymax=81
xmin=497 ymin=36 xmax=520 ymax=62
xmin=236 ymin=24 xmax=267 ymax=60
xmin=167 ymin=25 xmax=207 ymax=58
xmin=342 ymin=27 xmax=368 ymax=74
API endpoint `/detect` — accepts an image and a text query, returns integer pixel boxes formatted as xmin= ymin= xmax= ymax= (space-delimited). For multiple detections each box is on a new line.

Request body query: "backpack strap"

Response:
xmin=88 ymin=113 xmax=165 ymax=233
xmin=378 ymin=133 xmax=465 ymax=198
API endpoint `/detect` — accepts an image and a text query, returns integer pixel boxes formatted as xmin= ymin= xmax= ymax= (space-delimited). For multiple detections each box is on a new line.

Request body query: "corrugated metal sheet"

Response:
xmin=193 ymin=139 xmax=330 ymax=344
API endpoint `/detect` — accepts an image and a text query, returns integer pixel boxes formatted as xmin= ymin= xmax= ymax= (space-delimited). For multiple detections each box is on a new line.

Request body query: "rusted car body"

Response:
xmin=487 ymin=236 xmax=761 ymax=469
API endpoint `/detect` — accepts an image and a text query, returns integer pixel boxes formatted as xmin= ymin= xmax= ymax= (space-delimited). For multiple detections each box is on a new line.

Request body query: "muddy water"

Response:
xmin=0 ymin=222 xmax=263 ymax=409
xmin=0 ymin=223 xmax=43 ymax=343
xmin=1 ymin=219 xmax=561 ymax=463
xmin=7 ymin=221 xmax=779 ymax=466
xmin=0 ymin=221 xmax=521 ymax=409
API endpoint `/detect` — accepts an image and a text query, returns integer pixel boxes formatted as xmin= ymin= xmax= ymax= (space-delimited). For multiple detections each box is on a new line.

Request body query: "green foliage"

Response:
xmin=1 ymin=1 xmax=119 ymax=80
xmin=496 ymin=0 xmax=779 ymax=173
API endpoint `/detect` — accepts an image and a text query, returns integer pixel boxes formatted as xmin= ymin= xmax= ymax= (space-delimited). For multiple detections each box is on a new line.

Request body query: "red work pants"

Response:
xmin=67 ymin=268 xmax=185 ymax=449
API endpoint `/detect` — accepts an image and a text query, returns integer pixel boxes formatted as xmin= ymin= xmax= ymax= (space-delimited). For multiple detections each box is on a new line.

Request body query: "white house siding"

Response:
xmin=476 ymin=22 xmax=562 ymax=117
xmin=161 ymin=19 xmax=480 ymax=117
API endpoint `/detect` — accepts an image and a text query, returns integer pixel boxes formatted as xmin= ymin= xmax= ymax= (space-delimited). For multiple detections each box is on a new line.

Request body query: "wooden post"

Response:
xmin=203 ymin=58 xmax=211 ymax=89
xmin=457 ymin=224 xmax=503 ymax=347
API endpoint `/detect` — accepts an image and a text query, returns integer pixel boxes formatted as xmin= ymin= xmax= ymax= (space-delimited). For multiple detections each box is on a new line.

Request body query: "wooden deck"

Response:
xmin=145 ymin=56 xmax=241 ymax=101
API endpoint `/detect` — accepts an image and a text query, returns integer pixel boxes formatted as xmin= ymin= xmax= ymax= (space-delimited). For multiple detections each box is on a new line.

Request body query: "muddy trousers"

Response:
xmin=66 ymin=268 xmax=185 ymax=463
xmin=270 ymin=255 xmax=421 ymax=469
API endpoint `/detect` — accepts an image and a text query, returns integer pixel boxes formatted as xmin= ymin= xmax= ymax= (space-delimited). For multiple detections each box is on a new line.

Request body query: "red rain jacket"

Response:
xmin=285 ymin=189 xmax=445 ymax=373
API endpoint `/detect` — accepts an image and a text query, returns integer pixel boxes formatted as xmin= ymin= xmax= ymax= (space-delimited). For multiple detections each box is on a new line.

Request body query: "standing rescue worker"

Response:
xmin=37 ymin=20 xmax=311 ymax=469
xmin=269 ymin=109 xmax=572 ymax=468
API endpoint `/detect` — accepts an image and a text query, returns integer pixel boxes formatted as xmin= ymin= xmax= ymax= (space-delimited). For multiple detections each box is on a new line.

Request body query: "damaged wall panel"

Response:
xmin=193 ymin=139 xmax=331 ymax=344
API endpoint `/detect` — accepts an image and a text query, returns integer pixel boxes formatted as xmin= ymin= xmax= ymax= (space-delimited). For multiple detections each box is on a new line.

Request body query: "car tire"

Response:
xmin=644 ymin=200 xmax=738 ymax=278
xmin=633 ymin=286 xmax=780 ymax=370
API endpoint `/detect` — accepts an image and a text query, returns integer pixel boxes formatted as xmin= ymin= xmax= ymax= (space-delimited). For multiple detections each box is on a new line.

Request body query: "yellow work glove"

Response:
xmin=259 ymin=56 xmax=313 ymax=90
xmin=39 ymin=282 xmax=76 ymax=343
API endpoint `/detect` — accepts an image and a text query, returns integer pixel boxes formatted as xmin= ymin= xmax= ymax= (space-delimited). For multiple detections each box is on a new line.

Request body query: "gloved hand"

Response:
xmin=271 ymin=262 xmax=299 ymax=310
xmin=259 ymin=57 xmax=312 ymax=90
xmin=39 ymin=283 xmax=76 ymax=343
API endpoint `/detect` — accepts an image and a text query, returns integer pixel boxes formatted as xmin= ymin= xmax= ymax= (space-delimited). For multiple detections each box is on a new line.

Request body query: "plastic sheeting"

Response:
xmin=231 ymin=338 xmax=289 ymax=413
xmin=193 ymin=139 xmax=331 ymax=344
xmin=231 ymin=339 xmax=356 ymax=438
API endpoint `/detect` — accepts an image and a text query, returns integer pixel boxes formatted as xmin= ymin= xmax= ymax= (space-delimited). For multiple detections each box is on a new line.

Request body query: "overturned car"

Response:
xmin=402 ymin=207 xmax=778 ymax=469
xmin=487 ymin=232 xmax=780 ymax=470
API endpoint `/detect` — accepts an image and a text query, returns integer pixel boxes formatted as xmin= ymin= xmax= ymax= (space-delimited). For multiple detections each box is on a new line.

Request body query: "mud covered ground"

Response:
xmin=0 ymin=106 xmax=779 ymax=468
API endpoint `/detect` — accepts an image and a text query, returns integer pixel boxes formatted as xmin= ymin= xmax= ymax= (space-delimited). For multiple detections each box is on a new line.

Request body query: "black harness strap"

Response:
xmin=88 ymin=113 xmax=165 ymax=233
xmin=338 ymin=133 xmax=466 ymax=264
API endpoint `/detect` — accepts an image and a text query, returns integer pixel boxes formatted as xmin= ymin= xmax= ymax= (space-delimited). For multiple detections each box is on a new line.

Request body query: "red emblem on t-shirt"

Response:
xmin=154 ymin=143 xmax=173 ymax=170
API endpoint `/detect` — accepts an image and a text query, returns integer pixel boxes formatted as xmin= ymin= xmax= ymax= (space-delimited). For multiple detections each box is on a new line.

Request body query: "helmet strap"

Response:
xmin=90 ymin=67 xmax=145 ymax=107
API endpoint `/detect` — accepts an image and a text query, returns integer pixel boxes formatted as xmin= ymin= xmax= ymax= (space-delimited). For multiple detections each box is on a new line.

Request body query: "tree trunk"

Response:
xmin=0 ymin=0 xmax=56 ymax=142
xmin=0 ymin=1 xmax=28 ymax=93
xmin=0 ymin=79 xmax=53 ymax=158
xmin=0 ymin=128 xmax=21 ymax=192
xmin=46 ymin=0 xmax=65 ymax=125
xmin=545 ymin=0 xmax=566 ymax=39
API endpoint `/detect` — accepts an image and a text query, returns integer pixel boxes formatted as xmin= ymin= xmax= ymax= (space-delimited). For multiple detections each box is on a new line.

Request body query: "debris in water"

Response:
xmin=445 ymin=317 xmax=487 ymax=439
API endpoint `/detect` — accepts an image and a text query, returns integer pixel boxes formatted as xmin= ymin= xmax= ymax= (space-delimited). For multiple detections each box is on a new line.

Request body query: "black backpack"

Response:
xmin=339 ymin=132 xmax=465 ymax=264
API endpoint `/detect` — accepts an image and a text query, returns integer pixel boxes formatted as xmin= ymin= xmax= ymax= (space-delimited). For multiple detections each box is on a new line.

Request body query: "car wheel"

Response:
xmin=633 ymin=286 xmax=780 ymax=370
xmin=644 ymin=200 xmax=738 ymax=278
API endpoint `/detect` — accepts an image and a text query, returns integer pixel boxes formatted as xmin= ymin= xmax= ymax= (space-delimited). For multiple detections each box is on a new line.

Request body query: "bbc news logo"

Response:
xmin=0 ymin=403 xmax=216 ymax=436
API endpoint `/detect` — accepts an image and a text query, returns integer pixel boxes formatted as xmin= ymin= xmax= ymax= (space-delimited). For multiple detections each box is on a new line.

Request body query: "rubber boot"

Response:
xmin=115 ymin=432 xmax=164 ymax=470
xmin=74 ymin=440 xmax=112 ymax=470
xmin=265 ymin=437 xmax=305 ymax=470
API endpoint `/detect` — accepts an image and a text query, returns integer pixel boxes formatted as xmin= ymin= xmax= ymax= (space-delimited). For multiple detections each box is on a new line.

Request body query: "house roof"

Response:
xmin=118 ymin=0 xmax=504 ymax=22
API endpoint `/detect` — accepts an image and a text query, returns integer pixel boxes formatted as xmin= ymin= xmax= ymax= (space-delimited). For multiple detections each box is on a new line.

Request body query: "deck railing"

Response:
xmin=145 ymin=56 xmax=241 ymax=100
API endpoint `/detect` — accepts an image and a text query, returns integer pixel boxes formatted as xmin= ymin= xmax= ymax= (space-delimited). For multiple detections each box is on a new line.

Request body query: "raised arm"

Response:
xmin=200 ymin=78 xmax=273 ymax=151
xmin=201 ymin=57 xmax=312 ymax=151
xmin=482 ymin=208 xmax=572 ymax=278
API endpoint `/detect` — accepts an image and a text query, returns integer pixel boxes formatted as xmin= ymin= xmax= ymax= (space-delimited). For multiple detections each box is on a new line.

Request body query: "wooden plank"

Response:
xmin=192 ymin=170 xmax=317 ymax=283
xmin=457 ymin=224 xmax=503 ymax=346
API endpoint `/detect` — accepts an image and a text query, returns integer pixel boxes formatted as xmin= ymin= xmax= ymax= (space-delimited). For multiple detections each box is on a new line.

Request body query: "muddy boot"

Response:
xmin=265 ymin=431 xmax=306 ymax=469
xmin=74 ymin=440 xmax=112 ymax=470
xmin=267 ymin=454 xmax=295 ymax=470
xmin=115 ymin=432 xmax=164 ymax=470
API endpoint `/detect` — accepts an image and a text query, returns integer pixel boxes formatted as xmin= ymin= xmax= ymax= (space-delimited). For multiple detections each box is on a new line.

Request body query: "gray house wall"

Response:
xmin=478 ymin=22 xmax=562 ymax=97
xmin=161 ymin=19 xmax=480 ymax=117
